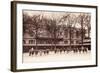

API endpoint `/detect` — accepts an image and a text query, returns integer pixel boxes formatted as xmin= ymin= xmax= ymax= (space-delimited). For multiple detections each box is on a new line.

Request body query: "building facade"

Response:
xmin=23 ymin=26 xmax=91 ymax=52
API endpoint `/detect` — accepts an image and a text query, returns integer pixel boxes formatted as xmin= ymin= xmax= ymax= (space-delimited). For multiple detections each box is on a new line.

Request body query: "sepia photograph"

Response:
xmin=11 ymin=1 xmax=97 ymax=72
xmin=23 ymin=11 xmax=91 ymax=63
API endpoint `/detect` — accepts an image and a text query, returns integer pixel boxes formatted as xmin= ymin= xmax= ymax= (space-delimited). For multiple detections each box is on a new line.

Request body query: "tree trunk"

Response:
xmin=88 ymin=27 xmax=90 ymax=38
xmin=35 ymin=27 xmax=38 ymax=50
xmin=81 ymin=16 xmax=84 ymax=50
xmin=69 ymin=27 xmax=72 ymax=50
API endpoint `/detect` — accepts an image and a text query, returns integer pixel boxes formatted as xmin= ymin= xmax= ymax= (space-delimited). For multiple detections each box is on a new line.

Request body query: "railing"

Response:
xmin=23 ymin=43 xmax=91 ymax=46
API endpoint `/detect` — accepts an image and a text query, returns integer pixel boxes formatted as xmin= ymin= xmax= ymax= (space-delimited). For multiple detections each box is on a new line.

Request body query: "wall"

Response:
xmin=0 ymin=0 xmax=99 ymax=73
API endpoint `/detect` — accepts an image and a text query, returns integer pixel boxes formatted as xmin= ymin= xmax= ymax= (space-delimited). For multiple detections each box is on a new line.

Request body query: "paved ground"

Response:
xmin=23 ymin=51 xmax=91 ymax=63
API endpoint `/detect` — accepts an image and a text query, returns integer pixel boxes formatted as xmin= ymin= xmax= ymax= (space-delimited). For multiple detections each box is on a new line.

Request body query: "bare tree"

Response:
xmin=23 ymin=13 xmax=33 ymax=34
xmin=44 ymin=15 xmax=70 ymax=50
xmin=23 ymin=13 xmax=43 ymax=50
xmin=76 ymin=13 xmax=91 ymax=50
xmin=62 ymin=13 xmax=77 ymax=49
xmin=83 ymin=14 xmax=91 ymax=38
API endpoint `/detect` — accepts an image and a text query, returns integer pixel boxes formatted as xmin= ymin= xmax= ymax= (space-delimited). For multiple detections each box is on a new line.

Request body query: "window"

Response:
xmin=71 ymin=34 xmax=74 ymax=38
xmin=23 ymin=40 xmax=26 ymax=44
xmin=64 ymin=30 xmax=68 ymax=38
xmin=71 ymin=40 xmax=74 ymax=44
xmin=76 ymin=40 xmax=79 ymax=44
xmin=64 ymin=40 xmax=68 ymax=44
xmin=29 ymin=40 xmax=35 ymax=44
xmin=76 ymin=31 xmax=80 ymax=38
